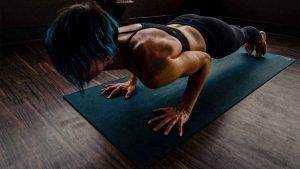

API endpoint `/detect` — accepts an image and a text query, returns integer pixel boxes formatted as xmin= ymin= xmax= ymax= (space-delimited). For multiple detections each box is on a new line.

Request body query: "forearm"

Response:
xmin=177 ymin=61 xmax=211 ymax=113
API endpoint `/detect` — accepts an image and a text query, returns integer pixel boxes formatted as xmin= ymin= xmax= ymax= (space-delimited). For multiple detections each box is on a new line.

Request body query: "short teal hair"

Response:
xmin=44 ymin=1 xmax=119 ymax=92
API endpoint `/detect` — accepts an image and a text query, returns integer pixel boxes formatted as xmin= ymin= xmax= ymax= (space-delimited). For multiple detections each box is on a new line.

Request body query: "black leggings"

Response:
xmin=168 ymin=14 xmax=261 ymax=59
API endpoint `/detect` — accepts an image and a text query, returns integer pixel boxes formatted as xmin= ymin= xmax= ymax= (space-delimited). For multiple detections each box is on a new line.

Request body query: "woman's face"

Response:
xmin=82 ymin=58 xmax=105 ymax=82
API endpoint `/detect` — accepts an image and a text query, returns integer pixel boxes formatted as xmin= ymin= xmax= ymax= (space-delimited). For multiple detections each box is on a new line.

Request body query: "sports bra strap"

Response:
xmin=125 ymin=23 xmax=190 ymax=53
xmin=124 ymin=23 xmax=190 ymax=70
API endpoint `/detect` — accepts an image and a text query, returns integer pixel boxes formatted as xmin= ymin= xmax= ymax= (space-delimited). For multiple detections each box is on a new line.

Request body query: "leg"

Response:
xmin=169 ymin=15 xmax=267 ymax=58
xmin=213 ymin=25 xmax=252 ymax=58
xmin=203 ymin=18 xmax=266 ymax=58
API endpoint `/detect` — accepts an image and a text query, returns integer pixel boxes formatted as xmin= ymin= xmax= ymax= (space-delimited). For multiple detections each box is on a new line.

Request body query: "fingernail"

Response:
xmin=164 ymin=132 xmax=168 ymax=135
xmin=153 ymin=128 xmax=157 ymax=131
xmin=147 ymin=121 xmax=150 ymax=124
xmin=179 ymin=133 xmax=182 ymax=137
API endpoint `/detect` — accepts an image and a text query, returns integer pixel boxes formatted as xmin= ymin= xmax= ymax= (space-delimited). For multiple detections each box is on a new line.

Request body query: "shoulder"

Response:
xmin=130 ymin=34 xmax=177 ymax=60
xmin=129 ymin=38 xmax=171 ymax=76
xmin=118 ymin=23 xmax=142 ymax=34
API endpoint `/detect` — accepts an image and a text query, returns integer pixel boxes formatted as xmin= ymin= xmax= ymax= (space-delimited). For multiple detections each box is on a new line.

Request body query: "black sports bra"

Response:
xmin=121 ymin=23 xmax=190 ymax=70
xmin=125 ymin=23 xmax=190 ymax=52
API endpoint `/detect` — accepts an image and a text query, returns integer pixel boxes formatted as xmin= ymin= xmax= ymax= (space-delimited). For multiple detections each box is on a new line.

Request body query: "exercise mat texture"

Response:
xmin=64 ymin=49 xmax=296 ymax=169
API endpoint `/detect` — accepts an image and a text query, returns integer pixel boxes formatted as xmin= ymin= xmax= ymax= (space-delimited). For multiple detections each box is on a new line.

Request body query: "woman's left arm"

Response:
xmin=148 ymin=51 xmax=211 ymax=136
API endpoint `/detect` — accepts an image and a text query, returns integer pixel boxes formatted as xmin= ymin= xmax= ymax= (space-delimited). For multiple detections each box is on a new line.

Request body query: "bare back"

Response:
xmin=118 ymin=23 xmax=208 ymax=87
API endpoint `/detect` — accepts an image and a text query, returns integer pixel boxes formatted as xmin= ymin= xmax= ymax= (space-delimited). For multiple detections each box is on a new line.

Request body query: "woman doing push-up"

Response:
xmin=45 ymin=1 xmax=267 ymax=136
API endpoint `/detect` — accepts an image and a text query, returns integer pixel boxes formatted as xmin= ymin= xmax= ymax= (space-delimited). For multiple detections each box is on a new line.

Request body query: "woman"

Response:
xmin=45 ymin=1 xmax=267 ymax=136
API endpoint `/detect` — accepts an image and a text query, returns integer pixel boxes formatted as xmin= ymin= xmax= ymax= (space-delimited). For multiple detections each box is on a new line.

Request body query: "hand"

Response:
xmin=100 ymin=81 xmax=135 ymax=99
xmin=148 ymin=107 xmax=191 ymax=136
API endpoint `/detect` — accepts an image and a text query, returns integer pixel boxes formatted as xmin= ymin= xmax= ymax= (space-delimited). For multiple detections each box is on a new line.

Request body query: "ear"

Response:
xmin=104 ymin=55 xmax=113 ymax=63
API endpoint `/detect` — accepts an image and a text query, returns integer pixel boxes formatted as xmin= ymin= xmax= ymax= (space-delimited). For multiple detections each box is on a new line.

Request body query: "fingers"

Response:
xmin=125 ymin=88 xmax=134 ymax=99
xmin=147 ymin=114 xmax=167 ymax=124
xmin=101 ymin=83 xmax=135 ymax=99
xmin=101 ymin=84 xmax=115 ymax=92
xmin=153 ymin=117 xmax=172 ymax=132
xmin=107 ymin=87 xmax=122 ymax=98
xmin=104 ymin=84 xmax=113 ymax=87
xmin=152 ymin=107 xmax=169 ymax=112
xmin=100 ymin=86 xmax=115 ymax=95
xmin=164 ymin=119 xmax=178 ymax=135
xmin=149 ymin=107 xmax=188 ymax=136
xmin=178 ymin=119 xmax=183 ymax=137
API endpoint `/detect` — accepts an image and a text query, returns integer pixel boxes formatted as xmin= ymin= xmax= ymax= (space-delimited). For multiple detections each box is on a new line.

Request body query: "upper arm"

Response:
xmin=130 ymin=38 xmax=211 ymax=89
xmin=152 ymin=51 xmax=211 ymax=88
xmin=174 ymin=51 xmax=211 ymax=77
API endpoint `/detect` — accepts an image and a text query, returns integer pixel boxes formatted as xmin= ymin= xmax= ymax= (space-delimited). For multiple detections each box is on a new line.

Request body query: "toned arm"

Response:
xmin=130 ymin=37 xmax=211 ymax=109
xmin=177 ymin=52 xmax=211 ymax=111
xmin=147 ymin=51 xmax=212 ymax=136
xmin=148 ymin=51 xmax=211 ymax=89
xmin=158 ymin=51 xmax=212 ymax=111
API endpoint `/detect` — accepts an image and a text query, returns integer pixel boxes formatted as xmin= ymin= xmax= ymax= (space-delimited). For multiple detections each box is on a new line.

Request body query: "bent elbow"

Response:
xmin=204 ymin=53 xmax=212 ymax=64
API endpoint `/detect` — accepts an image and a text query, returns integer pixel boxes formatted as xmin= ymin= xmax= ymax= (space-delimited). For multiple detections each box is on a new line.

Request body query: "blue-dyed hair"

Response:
xmin=44 ymin=1 xmax=119 ymax=92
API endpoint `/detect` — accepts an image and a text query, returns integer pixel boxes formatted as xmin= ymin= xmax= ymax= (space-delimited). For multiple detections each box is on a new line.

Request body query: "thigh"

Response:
xmin=193 ymin=17 xmax=244 ymax=58
xmin=210 ymin=21 xmax=244 ymax=58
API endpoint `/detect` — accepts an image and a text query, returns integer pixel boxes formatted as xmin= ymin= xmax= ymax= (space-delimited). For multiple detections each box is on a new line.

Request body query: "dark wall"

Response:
xmin=0 ymin=0 xmax=183 ymax=47
xmin=0 ymin=0 xmax=76 ymax=29
xmin=121 ymin=0 xmax=182 ymax=20
xmin=0 ymin=0 xmax=80 ymax=46
xmin=1 ymin=0 xmax=299 ymax=46
xmin=180 ymin=0 xmax=300 ymax=37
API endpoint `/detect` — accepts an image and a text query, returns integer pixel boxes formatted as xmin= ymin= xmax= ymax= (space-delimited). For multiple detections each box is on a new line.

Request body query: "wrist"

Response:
xmin=127 ymin=79 xmax=137 ymax=86
xmin=177 ymin=94 xmax=197 ymax=114
xmin=128 ymin=74 xmax=137 ymax=85
xmin=176 ymin=103 xmax=193 ymax=114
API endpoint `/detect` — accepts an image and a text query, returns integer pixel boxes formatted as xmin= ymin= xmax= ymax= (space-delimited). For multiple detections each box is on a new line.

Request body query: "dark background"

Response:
xmin=0 ymin=0 xmax=299 ymax=47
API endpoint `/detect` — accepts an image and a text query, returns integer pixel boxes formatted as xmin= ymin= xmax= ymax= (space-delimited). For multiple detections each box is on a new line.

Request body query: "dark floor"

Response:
xmin=0 ymin=33 xmax=300 ymax=169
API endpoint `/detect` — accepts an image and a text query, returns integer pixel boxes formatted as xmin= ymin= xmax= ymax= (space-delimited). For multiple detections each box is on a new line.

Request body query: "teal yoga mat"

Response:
xmin=64 ymin=49 xmax=296 ymax=169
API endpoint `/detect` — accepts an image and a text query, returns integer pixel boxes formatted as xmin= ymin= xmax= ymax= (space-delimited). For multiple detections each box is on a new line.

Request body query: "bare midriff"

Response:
xmin=167 ymin=24 xmax=206 ymax=52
